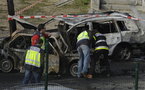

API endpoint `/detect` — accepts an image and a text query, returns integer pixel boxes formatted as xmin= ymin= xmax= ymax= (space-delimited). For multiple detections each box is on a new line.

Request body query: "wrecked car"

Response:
xmin=59 ymin=12 xmax=145 ymax=62
xmin=53 ymin=11 xmax=145 ymax=75
xmin=1 ymin=11 xmax=145 ymax=77
xmin=0 ymin=29 xmax=62 ymax=73
xmin=0 ymin=18 xmax=74 ymax=77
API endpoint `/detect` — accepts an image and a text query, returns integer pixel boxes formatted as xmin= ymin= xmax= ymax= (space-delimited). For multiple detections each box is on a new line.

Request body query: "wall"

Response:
xmin=90 ymin=0 xmax=145 ymax=13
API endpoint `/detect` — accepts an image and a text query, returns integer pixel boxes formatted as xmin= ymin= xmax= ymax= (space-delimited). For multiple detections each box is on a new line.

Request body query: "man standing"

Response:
xmin=31 ymin=24 xmax=51 ymax=50
xmin=22 ymin=39 xmax=43 ymax=84
xmin=77 ymin=30 xmax=91 ymax=78
xmin=88 ymin=31 xmax=110 ymax=78
xmin=31 ymin=23 xmax=51 ymax=82
xmin=22 ymin=24 xmax=51 ymax=84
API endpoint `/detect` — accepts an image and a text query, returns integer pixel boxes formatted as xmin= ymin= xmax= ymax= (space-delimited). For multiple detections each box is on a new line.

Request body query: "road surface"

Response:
xmin=1 ymin=61 xmax=145 ymax=90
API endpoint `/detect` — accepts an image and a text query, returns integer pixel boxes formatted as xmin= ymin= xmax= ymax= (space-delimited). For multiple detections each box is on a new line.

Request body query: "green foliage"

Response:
xmin=19 ymin=0 xmax=29 ymax=4
xmin=62 ymin=0 xmax=90 ymax=13
xmin=75 ymin=0 xmax=90 ymax=13
xmin=18 ymin=0 xmax=90 ymax=15
xmin=83 ymin=0 xmax=90 ymax=4
xmin=74 ymin=0 xmax=90 ymax=5
xmin=22 ymin=3 xmax=45 ymax=15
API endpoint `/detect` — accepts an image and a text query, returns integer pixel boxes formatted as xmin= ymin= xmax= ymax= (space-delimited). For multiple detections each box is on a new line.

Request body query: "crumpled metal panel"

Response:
xmin=44 ymin=54 xmax=60 ymax=73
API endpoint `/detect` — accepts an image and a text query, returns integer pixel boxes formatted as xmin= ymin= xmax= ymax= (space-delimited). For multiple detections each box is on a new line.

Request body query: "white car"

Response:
xmin=54 ymin=11 xmax=145 ymax=61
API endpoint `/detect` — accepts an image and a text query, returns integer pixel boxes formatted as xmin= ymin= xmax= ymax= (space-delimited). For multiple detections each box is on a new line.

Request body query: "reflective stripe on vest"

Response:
xmin=40 ymin=36 xmax=45 ymax=50
xmin=25 ymin=46 xmax=41 ymax=67
xmin=95 ymin=46 xmax=109 ymax=51
xmin=94 ymin=33 xmax=108 ymax=51
xmin=93 ymin=33 xmax=104 ymax=39
xmin=95 ymin=33 xmax=103 ymax=37
xmin=77 ymin=31 xmax=89 ymax=42
xmin=93 ymin=36 xmax=96 ymax=40
xmin=95 ymin=40 xmax=106 ymax=44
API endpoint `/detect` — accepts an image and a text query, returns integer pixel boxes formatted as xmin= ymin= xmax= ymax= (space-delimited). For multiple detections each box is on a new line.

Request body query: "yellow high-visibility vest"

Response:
xmin=40 ymin=36 xmax=45 ymax=50
xmin=77 ymin=31 xmax=89 ymax=42
xmin=25 ymin=46 xmax=41 ymax=67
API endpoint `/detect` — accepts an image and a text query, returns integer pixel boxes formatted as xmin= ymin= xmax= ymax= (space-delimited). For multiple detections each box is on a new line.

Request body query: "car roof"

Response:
xmin=54 ymin=12 xmax=132 ymax=26
xmin=12 ymin=11 xmax=133 ymax=29
xmin=12 ymin=11 xmax=135 ymax=33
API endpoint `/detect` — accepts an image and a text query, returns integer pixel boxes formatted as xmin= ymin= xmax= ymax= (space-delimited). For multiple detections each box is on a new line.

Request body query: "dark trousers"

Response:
xmin=30 ymin=66 xmax=43 ymax=83
xmin=89 ymin=50 xmax=110 ymax=75
xmin=23 ymin=69 xmax=40 ymax=84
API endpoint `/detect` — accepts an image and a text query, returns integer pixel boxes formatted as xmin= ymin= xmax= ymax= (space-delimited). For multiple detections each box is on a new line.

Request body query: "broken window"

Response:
xmin=48 ymin=38 xmax=58 ymax=55
xmin=68 ymin=24 xmax=89 ymax=51
xmin=117 ymin=21 xmax=128 ymax=31
xmin=68 ymin=27 xmax=78 ymax=51
xmin=93 ymin=21 xmax=118 ymax=34
xmin=9 ymin=36 xmax=31 ymax=49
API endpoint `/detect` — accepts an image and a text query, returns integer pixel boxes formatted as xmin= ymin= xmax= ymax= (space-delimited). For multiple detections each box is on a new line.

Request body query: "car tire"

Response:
xmin=0 ymin=59 xmax=13 ymax=73
xmin=69 ymin=62 xmax=78 ymax=77
xmin=112 ymin=45 xmax=132 ymax=61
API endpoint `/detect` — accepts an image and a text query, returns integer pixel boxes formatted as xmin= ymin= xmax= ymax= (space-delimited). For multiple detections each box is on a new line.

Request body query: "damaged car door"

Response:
xmin=110 ymin=19 xmax=139 ymax=61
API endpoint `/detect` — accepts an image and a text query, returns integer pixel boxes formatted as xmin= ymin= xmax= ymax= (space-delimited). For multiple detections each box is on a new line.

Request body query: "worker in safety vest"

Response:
xmin=76 ymin=30 xmax=91 ymax=78
xmin=31 ymin=24 xmax=51 ymax=83
xmin=31 ymin=23 xmax=51 ymax=50
xmin=87 ymin=31 xmax=110 ymax=78
xmin=22 ymin=39 xmax=44 ymax=84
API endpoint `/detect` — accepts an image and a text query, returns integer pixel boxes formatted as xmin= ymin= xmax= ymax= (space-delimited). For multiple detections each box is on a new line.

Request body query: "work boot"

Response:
xmin=87 ymin=74 xmax=93 ymax=79
xmin=83 ymin=74 xmax=87 ymax=78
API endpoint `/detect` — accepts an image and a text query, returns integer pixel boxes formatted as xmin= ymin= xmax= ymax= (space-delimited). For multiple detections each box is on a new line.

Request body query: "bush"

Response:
xmin=74 ymin=0 xmax=90 ymax=5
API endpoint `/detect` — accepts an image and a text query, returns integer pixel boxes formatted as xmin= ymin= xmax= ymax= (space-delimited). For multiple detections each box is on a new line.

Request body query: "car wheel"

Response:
xmin=69 ymin=62 xmax=78 ymax=77
xmin=113 ymin=45 xmax=132 ymax=61
xmin=0 ymin=59 xmax=13 ymax=73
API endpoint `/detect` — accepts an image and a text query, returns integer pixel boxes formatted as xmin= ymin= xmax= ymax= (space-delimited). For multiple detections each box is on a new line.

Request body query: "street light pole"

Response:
xmin=7 ymin=0 xmax=17 ymax=35
xmin=45 ymin=38 xmax=49 ymax=90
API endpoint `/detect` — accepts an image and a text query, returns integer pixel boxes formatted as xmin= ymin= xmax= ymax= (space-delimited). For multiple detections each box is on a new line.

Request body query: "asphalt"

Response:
xmin=0 ymin=61 xmax=145 ymax=90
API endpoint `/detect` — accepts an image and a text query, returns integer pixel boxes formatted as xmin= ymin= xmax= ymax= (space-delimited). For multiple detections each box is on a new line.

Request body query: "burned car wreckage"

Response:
xmin=0 ymin=11 xmax=145 ymax=77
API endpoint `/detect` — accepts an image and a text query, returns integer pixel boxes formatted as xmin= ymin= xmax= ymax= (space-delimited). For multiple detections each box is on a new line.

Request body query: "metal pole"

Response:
xmin=135 ymin=62 xmax=139 ymax=90
xmin=45 ymin=38 xmax=49 ymax=90
xmin=7 ymin=0 xmax=17 ymax=35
